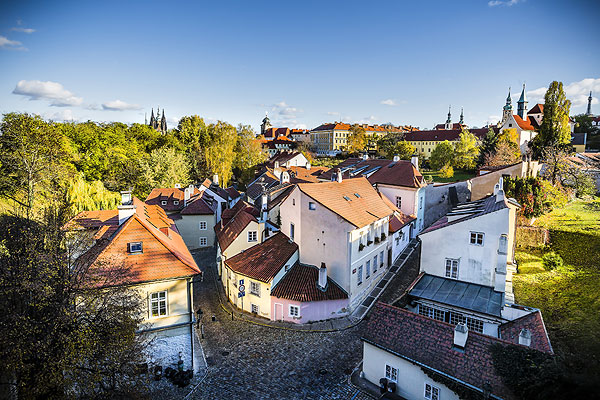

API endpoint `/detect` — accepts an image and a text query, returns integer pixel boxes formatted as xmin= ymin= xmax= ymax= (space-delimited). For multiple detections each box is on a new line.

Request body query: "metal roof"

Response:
xmin=409 ymin=274 xmax=504 ymax=317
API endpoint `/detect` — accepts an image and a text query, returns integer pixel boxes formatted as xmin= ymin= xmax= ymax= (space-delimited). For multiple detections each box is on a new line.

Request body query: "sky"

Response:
xmin=1 ymin=0 xmax=599 ymax=133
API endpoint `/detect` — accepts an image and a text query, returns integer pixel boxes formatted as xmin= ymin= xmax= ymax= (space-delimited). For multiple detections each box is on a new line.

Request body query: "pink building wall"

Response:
xmin=271 ymin=297 xmax=349 ymax=324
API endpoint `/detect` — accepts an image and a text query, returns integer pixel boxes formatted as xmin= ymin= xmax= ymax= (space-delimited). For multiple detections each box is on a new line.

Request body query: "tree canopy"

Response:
xmin=452 ymin=129 xmax=480 ymax=170
xmin=376 ymin=133 xmax=415 ymax=159
xmin=531 ymin=81 xmax=572 ymax=158
xmin=430 ymin=141 xmax=455 ymax=171
xmin=346 ymin=124 xmax=367 ymax=154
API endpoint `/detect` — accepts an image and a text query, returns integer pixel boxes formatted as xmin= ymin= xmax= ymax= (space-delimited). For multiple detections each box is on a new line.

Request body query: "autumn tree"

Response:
xmin=430 ymin=141 xmax=455 ymax=171
xmin=234 ymin=124 xmax=268 ymax=185
xmin=453 ymin=129 xmax=480 ymax=170
xmin=530 ymin=81 xmax=572 ymax=158
xmin=484 ymin=129 xmax=522 ymax=166
xmin=138 ymin=147 xmax=191 ymax=197
xmin=376 ymin=133 xmax=415 ymax=159
xmin=346 ymin=124 xmax=367 ymax=154
xmin=204 ymin=121 xmax=238 ymax=187
xmin=477 ymin=127 xmax=499 ymax=167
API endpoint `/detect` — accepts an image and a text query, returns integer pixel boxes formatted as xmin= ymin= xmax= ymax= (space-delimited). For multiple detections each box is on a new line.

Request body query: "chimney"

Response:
xmin=518 ymin=328 xmax=532 ymax=347
xmin=393 ymin=155 xmax=400 ymax=162
xmin=495 ymin=177 xmax=505 ymax=202
xmin=213 ymin=174 xmax=219 ymax=186
xmin=306 ymin=163 xmax=311 ymax=170
xmin=333 ymin=168 xmax=343 ymax=183
xmin=174 ymin=183 xmax=181 ymax=188
xmin=362 ymin=153 xmax=369 ymax=161
xmin=118 ymin=191 xmax=136 ymax=225
xmin=280 ymin=171 xmax=290 ymax=184
xmin=318 ymin=263 xmax=327 ymax=291
xmin=260 ymin=190 xmax=268 ymax=222
xmin=184 ymin=185 xmax=193 ymax=206
xmin=274 ymin=161 xmax=280 ymax=169
xmin=453 ymin=323 xmax=468 ymax=349
xmin=411 ymin=154 xmax=419 ymax=171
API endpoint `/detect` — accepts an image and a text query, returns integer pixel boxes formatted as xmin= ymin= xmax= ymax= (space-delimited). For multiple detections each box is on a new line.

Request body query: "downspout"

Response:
xmin=187 ymin=277 xmax=194 ymax=372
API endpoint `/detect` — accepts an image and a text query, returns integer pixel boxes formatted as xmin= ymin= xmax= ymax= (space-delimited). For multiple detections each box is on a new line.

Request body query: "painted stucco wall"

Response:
xmin=391 ymin=224 xmax=411 ymax=263
xmin=175 ymin=213 xmax=216 ymax=249
xmin=376 ymin=184 xmax=426 ymax=233
xmin=419 ymin=207 xmax=511 ymax=289
xmin=471 ymin=161 xmax=540 ymax=201
xmin=137 ymin=278 xmax=193 ymax=329
xmin=422 ymin=181 xmax=471 ymax=228
xmin=271 ymin=297 xmax=349 ymax=324
xmin=362 ymin=342 xmax=459 ymax=400
xmin=221 ymin=220 xmax=264 ymax=261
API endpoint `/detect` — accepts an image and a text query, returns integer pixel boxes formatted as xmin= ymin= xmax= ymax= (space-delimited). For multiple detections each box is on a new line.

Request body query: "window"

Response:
xmin=418 ymin=304 xmax=446 ymax=322
xmin=380 ymin=251 xmax=384 ymax=268
xmin=161 ymin=200 xmax=167 ymax=206
xmin=290 ymin=223 xmax=295 ymax=241
xmin=199 ymin=237 xmax=207 ymax=247
xmin=373 ymin=255 xmax=378 ymax=272
xmin=449 ymin=311 xmax=465 ymax=326
xmin=424 ymin=383 xmax=440 ymax=400
xmin=385 ymin=364 xmax=398 ymax=382
xmin=250 ymin=281 xmax=260 ymax=297
xmin=128 ymin=242 xmax=143 ymax=253
xmin=498 ymin=234 xmax=508 ymax=255
xmin=470 ymin=232 xmax=484 ymax=246
xmin=199 ymin=221 xmax=207 ymax=230
xmin=395 ymin=196 xmax=402 ymax=209
xmin=174 ymin=200 xmax=179 ymax=205
xmin=445 ymin=258 xmax=459 ymax=279
xmin=366 ymin=260 xmax=371 ymax=278
xmin=357 ymin=265 xmax=363 ymax=285
xmin=248 ymin=231 xmax=258 ymax=242
xmin=466 ymin=317 xmax=484 ymax=333
xmin=308 ymin=202 xmax=316 ymax=210
xmin=289 ymin=305 xmax=300 ymax=318
xmin=251 ymin=304 xmax=259 ymax=314
xmin=292 ymin=198 xmax=295 ymax=206
xmin=150 ymin=291 xmax=167 ymax=317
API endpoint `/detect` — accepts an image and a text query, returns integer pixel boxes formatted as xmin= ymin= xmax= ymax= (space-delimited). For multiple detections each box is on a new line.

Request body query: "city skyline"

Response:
xmin=1 ymin=0 xmax=599 ymax=132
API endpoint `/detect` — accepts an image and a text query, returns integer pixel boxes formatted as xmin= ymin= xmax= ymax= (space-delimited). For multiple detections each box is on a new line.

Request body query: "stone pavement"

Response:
xmin=185 ymin=246 xmax=420 ymax=399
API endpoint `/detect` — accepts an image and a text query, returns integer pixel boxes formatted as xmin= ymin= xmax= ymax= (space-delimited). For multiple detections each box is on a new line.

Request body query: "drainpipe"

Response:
xmin=187 ymin=277 xmax=195 ymax=372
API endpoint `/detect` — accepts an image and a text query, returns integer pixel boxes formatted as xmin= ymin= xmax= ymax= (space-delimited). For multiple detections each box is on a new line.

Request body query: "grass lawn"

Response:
xmin=420 ymin=168 xmax=476 ymax=183
xmin=513 ymin=198 xmax=600 ymax=375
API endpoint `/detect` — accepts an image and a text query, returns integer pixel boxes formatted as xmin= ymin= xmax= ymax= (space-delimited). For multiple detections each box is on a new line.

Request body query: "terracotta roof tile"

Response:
xmin=297 ymin=178 xmax=394 ymax=228
xmin=180 ymin=191 xmax=217 ymax=215
xmin=389 ymin=213 xmax=416 ymax=233
xmin=215 ymin=201 xmax=259 ymax=252
xmin=527 ymin=104 xmax=543 ymax=114
xmin=513 ymin=114 xmax=536 ymax=131
xmin=499 ymin=310 xmax=553 ymax=354
xmin=225 ymin=232 xmax=298 ymax=283
xmin=271 ymin=264 xmax=348 ymax=302
xmin=368 ymin=160 xmax=426 ymax=188
xmin=317 ymin=158 xmax=392 ymax=181
xmin=145 ymin=187 xmax=200 ymax=212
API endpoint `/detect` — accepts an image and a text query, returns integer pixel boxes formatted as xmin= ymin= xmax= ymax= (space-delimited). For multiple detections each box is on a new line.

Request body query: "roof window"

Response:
xmin=343 ymin=196 xmax=351 ymax=201
xmin=354 ymin=193 xmax=361 ymax=198
xmin=128 ymin=242 xmax=143 ymax=254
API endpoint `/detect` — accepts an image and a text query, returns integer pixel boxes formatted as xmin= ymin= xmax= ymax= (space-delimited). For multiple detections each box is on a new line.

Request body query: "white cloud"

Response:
xmin=102 ymin=99 xmax=142 ymax=111
xmin=46 ymin=109 xmax=76 ymax=122
xmin=527 ymin=78 xmax=600 ymax=108
xmin=12 ymin=80 xmax=83 ymax=106
xmin=327 ymin=111 xmax=340 ymax=116
xmin=488 ymin=0 xmax=521 ymax=7
xmin=355 ymin=115 xmax=377 ymax=124
xmin=380 ymin=99 xmax=397 ymax=106
xmin=11 ymin=27 xmax=35 ymax=34
xmin=269 ymin=100 xmax=303 ymax=123
xmin=0 ymin=35 xmax=26 ymax=50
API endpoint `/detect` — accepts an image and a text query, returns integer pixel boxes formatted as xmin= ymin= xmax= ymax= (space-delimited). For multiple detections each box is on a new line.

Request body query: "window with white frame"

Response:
xmin=380 ymin=251 xmax=384 ymax=268
xmin=424 ymin=383 xmax=440 ymax=400
xmin=418 ymin=304 xmax=446 ymax=322
xmin=308 ymin=202 xmax=316 ymax=210
xmin=150 ymin=291 xmax=167 ymax=317
xmin=498 ymin=234 xmax=508 ymax=255
xmin=385 ymin=364 xmax=398 ymax=382
xmin=395 ymin=196 xmax=402 ymax=209
xmin=445 ymin=258 xmax=459 ymax=279
xmin=373 ymin=255 xmax=378 ymax=273
xmin=470 ymin=231 xmax=484 ymax=246
xmin=199 ymin=237 xmax=207 ymax=247
xmin=128 ymin=242 xmax=143 ymax=253
xmin=250 ymin=281 xmax=260 ymax=297
xmin=199 ymin=221 xmax=207 ymax=230
xmin=251 ymin=304 xmax=259 ymax=314
xmin=357 ymin=265 xmax=363 ymax=285
xmin=248 ymin=231 xmax=258 ymax=242
xmin=366 ymin=260 xmax=371 ymax=278
xmin=289 ymin=304 xmax=300 ymax=318
xmin=174 ymin=200 xmax=179 ymax=205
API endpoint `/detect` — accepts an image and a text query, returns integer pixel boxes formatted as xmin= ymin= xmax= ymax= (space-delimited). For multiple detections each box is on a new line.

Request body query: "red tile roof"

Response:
xmin=180 ymin=191 xmax=216 ymax=215
xmin=225 ymin=232 xmax=298 ymax=283
xmin=311 ymin=123 xmax=387 ymax=133
xmin=271 ymin=264 xmax=348 ymax=302
xmin=298 ymin=178 xmax=395 ymax=228
xmin=499 ymin=310 xmax=553 ymax=354
xmin=363 ymin=303 xmax=519 ymax=399
xmin=527 ymin=104 xmax=543 ymax=114
xmin=263 ymin=127 xmax=291 ymax=139
xmin=513 ymin=114 xmax=536 ymax=131
xmin=215 ymin=201 xmax=260 ymax=252
xmin=145 ymin=187 xmax=201 ymax=212
xmin=405 ymin=128 xmax=495 ymax=142
xmin=368 ymin=160 xmax=426 ymax=189
xmin=317 ymin=158 xmax=392 ymax=181
xmin=70 ymin=198 xmax=200 ymax=286
xmin=389 ymin=213 xmax=416 ymax=233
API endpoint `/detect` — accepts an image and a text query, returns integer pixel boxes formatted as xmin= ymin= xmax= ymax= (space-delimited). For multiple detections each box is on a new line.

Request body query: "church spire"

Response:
xmin=446 ymin=106 xmax=452 ymax=124
xmin=459 ymin=108 xmax=464 ymax=125
xmin=501 ymin=87 xmax=513 ymax=125
xmin=160 ymin=109 xmax=167 ymax=134
xmin=149 ymin=108 xmax=155 ymax=127
xmin=517 ymin=83 xmax=528 ymax=119
xmin=587 ymin=91 xmax=593 ymax=116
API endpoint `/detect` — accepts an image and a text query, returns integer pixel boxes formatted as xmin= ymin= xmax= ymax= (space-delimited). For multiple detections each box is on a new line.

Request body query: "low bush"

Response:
xmin=542 ymin=251 xmax=563 ymax=270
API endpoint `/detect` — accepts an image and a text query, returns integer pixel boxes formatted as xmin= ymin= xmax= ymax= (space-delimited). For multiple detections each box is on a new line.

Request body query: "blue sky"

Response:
xmin=1 ymin=0 xmax=599 ymax=132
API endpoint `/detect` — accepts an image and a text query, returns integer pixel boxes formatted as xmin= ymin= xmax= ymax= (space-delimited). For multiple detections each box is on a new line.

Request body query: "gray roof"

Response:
xmin=409 ymin=274 xmax=504 ymax=317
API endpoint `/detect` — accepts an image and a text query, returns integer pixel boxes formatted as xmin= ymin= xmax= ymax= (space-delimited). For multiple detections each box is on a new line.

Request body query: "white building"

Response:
xmin=279 ymin=177 xmax=395 ymax=311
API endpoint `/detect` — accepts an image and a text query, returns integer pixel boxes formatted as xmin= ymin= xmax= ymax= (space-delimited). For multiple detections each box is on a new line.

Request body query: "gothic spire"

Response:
xmin=503 ymin=87 xmax=513 ymax=111
xmin=517 ymin=83 xmax=528 ymax=119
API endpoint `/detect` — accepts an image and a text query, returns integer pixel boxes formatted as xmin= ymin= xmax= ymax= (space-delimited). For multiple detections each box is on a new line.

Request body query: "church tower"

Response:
xmin=517 ymin=83 xmax=528 ymax=119
xmin=587 ymin=91 xmax=593 ymax=116
xmin=149 ymin=108 xmax=156 ymax=128
xmin=160 ymin=109 xmax=167 ymax=134
xmin=444 ymin=106 xmax=452 ymax=130
xmin=459 ymin=108 xmax=464 ymax=125
xmin=261 ymin=113 xmax=272 ymax=135
xmin=148 ymin=107 xmax=167 ymax=134
xmin=502 ymin=88 xmax=513 ymax=125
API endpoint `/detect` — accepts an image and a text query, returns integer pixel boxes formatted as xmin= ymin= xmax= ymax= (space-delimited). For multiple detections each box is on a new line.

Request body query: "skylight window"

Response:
xmin=343 ymin=196 xmax=351 ymax=201
xmin=354 ymin=193 xmax=361 ymax=198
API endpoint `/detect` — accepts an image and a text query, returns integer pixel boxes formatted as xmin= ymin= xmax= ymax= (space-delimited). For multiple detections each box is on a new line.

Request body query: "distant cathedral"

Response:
xmin=147 ymin=107 xmax=167 ymax=134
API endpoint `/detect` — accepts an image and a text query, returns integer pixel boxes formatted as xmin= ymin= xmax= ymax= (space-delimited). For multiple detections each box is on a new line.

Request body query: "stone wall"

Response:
xmin=422 ymin=181 xmax=471 ymax=228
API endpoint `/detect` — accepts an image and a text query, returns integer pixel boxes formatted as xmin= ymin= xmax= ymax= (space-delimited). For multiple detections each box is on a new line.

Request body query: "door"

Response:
xmin=387 ymin=249 xmax=392 ymax=267
xmin=274 ymin=303 xmax=283 ymax=321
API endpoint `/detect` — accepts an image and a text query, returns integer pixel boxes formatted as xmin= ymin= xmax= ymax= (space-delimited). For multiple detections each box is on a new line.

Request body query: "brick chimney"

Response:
xmin=393 ymin=155 xmax=400 ymax=162
xmin=518 ymin=328 xmax=531 ymax=347
xmin=453 ymin=323 xmax=468 ymax=349
xmin=334 ymin=168 xmax=342 ymax=183
xmin=118 ymin=190 xmax=136 ymax=225
xmin=318 ymin=263 xmax=328 ymax=291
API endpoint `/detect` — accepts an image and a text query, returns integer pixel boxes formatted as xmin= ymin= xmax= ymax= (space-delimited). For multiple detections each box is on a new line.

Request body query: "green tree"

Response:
xmin=453 ymin=129 xmax=480 ymax=170
xmin=531 ymin=81 xmax=572 ymax=158
xmin=234 ymin=124 xmax=268 ymax=184
xmin=376 ymin=133 xmax=415 ymax=159
xmin=138 ymin=147 xmax=191 ymax=197
xmin=430 ymin=141 xmax=455 ymax=170
xmin=573 ymin=114 xmax=595 ymax=134
xmin=204 ymin=121 xmax=238 ymax=187
xmin=477 ymin=127 xmax=499 ymax=167
xmin=346 ymin=124 xmax=367 ymax=154
xmin=484 ymin=128 xmax=522 ymax=166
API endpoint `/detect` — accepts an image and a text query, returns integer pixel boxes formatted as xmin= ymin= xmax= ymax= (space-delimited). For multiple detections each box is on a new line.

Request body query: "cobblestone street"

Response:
xmin=189 ymin=247 xmax=419 ymax=400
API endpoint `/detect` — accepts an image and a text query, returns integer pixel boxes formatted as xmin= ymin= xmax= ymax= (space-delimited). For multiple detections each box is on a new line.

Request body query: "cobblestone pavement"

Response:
xmin=188 ymin=247 xmax=418 ymax=400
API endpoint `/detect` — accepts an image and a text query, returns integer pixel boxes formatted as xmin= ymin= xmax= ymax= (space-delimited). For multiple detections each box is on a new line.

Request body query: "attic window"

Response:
xmin=354 ymin=193 xmax=361 ymax=198
xmin=343 ymin=196 xmax=351 ymax=201
xmin=308 ymin=202 xmax=316 ymax=210
xmin=174 ymin=200 xmax=179 ymax=205
xmin=128 ymin=242 xmax=143 ymax=254
xmin=161 ymin=201 xmax=167 ymax=206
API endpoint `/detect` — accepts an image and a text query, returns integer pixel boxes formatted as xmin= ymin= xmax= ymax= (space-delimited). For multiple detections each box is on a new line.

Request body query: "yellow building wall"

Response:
xmin=222 ymin=265 xmax=273 ymax=319
xmin=406 ymin=140 xmax=442 ymax=159
xmin=136 ymin=277 xmax=193 ymax=330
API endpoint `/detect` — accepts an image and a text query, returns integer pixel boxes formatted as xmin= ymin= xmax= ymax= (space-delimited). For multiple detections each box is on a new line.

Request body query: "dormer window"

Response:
xmin=161 ymin=201 xmax=167 ymax=206
xmin=174 ymin=200 xmax=179 ymax=205
xmin=128 ymin=242 xmax=143 ymax=253
xmin=248 ymin=231 xmax=258 ymax=242
xmin=308 ymin=202 xmax=316 ymax=210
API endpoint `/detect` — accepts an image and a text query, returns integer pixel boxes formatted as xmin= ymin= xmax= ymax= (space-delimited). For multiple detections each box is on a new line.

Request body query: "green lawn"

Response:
xmin=513 ymin=198 xmax=600 ymax=376
xmin=421 ymin=169 xmax=477 ymax=183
